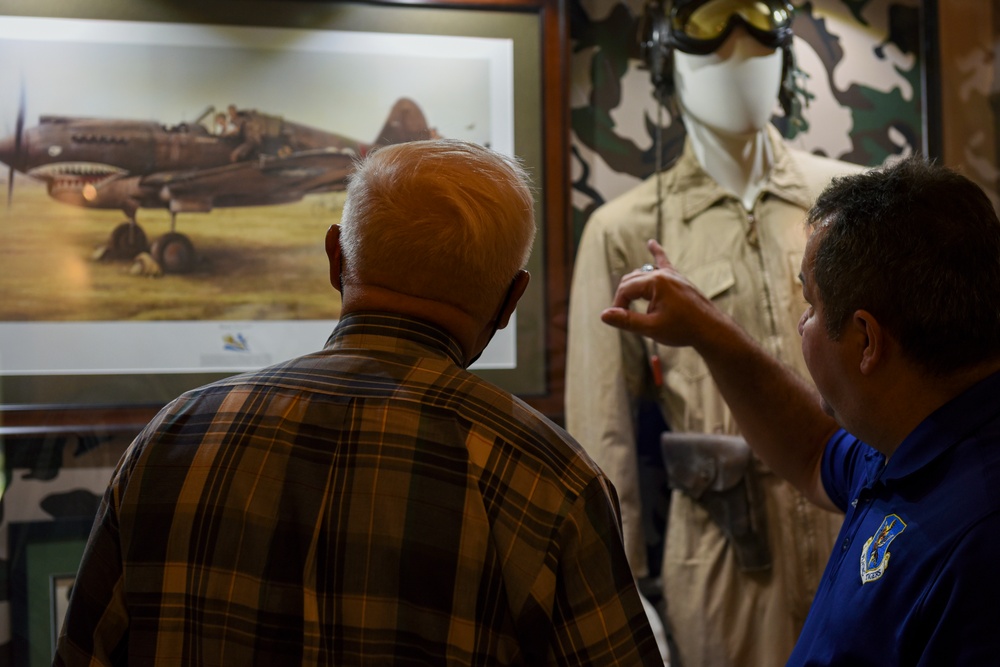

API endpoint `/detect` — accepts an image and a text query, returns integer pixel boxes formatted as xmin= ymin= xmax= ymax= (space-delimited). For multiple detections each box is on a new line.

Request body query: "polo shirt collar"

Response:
xmin=881 ymin=369 xmax=1000 ymax=483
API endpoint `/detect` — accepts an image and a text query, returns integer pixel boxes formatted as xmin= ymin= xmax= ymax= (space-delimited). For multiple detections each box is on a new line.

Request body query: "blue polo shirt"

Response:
xmin=788 ymin=370 xmax=1000 ymax=666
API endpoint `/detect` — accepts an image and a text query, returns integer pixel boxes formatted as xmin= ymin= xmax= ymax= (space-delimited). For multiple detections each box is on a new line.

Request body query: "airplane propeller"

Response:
xmin=6 ymin=80 xmax=26 ymax=208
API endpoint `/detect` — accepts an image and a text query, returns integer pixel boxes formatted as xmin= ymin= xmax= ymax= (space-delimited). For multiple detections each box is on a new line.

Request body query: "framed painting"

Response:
xmin=0 ymin=0 xmax=569 ymax=422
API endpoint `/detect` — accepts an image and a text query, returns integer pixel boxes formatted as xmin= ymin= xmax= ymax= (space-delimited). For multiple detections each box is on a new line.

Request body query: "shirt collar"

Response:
xmin=672 ymin=124 xmax=816 ymax=221
xmin=882 ymin=369 xmax=1000 ymax=482
xmin=324 ymin=312 xmax=466 ymax=368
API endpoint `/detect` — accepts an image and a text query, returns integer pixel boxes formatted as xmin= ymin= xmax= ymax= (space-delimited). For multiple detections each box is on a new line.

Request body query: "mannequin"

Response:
xmin=565 ymin=2 xmax=864 ymax=665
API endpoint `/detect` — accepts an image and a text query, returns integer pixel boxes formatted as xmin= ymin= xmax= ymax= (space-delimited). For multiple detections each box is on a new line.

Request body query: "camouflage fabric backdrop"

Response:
xmin=569 ymin=0 xmax=929 ymax=249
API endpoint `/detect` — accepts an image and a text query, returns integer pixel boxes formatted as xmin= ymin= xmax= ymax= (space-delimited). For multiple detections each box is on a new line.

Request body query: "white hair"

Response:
xmin=339 ymin=139 xmax=536 ymax=316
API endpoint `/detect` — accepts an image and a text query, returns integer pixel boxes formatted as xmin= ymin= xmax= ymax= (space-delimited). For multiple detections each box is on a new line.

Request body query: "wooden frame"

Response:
xmin=0 ymin=0 xmax=569 ymax=428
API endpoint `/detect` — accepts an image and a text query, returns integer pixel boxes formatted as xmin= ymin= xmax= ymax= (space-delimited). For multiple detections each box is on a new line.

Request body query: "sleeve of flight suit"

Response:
xmin=565 ymin=194 xmax=655 ymax=577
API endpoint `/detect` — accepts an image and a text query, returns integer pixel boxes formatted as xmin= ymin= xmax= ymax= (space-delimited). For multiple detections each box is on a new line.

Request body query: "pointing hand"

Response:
xmin=600 ymin=239 xmax=728 ymax=350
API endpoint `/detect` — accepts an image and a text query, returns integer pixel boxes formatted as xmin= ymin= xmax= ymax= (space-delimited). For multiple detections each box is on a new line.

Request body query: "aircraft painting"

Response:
xmin=0 ymin=97 xmax=435 ymax=273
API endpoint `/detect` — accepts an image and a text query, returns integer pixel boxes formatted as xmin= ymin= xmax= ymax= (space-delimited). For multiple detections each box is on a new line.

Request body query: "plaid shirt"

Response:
xmin=56 ymin=312 xmax=662 ymax=666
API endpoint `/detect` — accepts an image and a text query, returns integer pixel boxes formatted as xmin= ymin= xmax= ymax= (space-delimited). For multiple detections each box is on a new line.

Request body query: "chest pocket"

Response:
xmin=687 ymin=258 xmax=736 ymax=301
xmin=651 ymin=257 xmax=736 ymax=358
xmin=668 ymin=258 xmax=735 ymax=383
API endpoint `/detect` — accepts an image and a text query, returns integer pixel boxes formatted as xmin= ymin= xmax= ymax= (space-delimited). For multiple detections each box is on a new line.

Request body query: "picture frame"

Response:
xmin=49 ymin=574 xmax=76 ymax=658
xmin=9 ymin=519 xmax=94 ymax=667
xmin=0 ymin=0 xmax=569 ymax=423
xmin=1 ymin=422 xmax=145 ymax=664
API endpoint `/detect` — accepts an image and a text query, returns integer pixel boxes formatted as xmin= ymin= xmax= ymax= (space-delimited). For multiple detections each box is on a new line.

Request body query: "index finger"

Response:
xmin=648 ymin=239 xmax=672 ymax=270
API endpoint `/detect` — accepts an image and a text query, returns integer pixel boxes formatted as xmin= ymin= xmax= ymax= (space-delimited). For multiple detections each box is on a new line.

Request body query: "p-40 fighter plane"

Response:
xmin=0 ymin=98 xmax=435 ymax=273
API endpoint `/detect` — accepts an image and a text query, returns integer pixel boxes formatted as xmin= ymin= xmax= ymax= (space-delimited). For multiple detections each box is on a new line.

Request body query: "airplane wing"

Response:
xmin=144 ymin=148 xmax=357 ymax=212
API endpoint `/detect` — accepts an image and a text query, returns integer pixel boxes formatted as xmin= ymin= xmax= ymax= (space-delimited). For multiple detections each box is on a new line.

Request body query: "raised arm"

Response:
xmin=600 ymin=240 xmax=839 ymax=512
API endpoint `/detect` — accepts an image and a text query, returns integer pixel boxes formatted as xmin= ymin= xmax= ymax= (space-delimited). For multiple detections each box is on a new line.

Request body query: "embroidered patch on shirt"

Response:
xmin=860 ymin=514 xmax=906 ymax=584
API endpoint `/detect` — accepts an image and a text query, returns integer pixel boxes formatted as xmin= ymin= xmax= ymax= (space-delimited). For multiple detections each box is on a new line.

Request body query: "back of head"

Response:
xmin=339 ymin=139 xmax=536 ymax=319
xmin=808 ymin=155 xmax=1000 ymax=376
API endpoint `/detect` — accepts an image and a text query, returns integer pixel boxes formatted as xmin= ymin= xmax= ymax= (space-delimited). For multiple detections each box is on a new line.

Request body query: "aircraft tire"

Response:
xmin=151 ymin=232 xmax=196 ymax=274
xmin=108 ymin=222 xmax=149 ymax=259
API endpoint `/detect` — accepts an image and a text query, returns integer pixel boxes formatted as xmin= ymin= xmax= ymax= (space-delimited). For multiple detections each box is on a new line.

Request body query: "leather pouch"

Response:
xmin=660 ymin=432 xmax=771 ymax=571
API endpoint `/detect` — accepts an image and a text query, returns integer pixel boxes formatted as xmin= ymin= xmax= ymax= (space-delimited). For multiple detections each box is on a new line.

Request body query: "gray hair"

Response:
xmin=339 ymin=139 xmax=536 ymax=318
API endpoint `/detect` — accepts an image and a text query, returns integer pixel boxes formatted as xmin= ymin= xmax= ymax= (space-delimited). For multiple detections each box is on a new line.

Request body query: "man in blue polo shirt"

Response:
xmin=600 ymin=155 xmax=1000 ymax=665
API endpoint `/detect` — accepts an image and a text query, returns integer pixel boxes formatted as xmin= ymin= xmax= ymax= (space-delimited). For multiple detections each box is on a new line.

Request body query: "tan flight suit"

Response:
xmin=566 ymin=126 xmax=862 ymax=667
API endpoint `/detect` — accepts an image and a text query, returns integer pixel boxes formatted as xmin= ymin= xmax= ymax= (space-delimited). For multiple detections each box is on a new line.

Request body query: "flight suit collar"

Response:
xmin=671 ymin=124 xmax=817 ymax=222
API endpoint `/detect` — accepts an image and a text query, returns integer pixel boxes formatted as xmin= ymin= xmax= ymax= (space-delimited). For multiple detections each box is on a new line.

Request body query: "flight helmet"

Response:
xmin=639 ymin=0 xmax=803 ymax=123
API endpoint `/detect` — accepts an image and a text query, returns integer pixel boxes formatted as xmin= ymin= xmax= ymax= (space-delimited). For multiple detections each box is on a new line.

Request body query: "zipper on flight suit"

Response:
xmin=745 ymin=204 xmax=783 ymax=359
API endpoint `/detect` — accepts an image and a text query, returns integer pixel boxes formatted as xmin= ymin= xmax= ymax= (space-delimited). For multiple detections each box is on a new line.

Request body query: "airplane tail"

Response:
xmin=372 ymin=98 xmax=435 ymax=148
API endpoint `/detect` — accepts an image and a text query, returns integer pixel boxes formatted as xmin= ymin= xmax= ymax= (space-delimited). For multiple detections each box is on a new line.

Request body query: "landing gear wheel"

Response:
xmin=151 ymin=232 xmax=196 ymax=274
xmin=107 ymin=222 xmax=149 ymax=259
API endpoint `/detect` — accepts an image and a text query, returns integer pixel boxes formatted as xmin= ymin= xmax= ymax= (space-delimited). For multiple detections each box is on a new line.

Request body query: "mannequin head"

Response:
xmin=673 ymin=28 xmax=784 ymax=135
xmin=640 ymin=0 xmax=800 ymax=124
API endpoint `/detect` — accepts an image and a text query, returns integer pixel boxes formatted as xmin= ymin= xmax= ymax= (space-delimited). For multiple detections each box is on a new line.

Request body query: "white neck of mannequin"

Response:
xmin=683 ymin=113 xmax=774 ymax=211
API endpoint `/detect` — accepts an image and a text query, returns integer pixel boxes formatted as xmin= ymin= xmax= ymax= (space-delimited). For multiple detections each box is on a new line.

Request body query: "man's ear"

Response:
xmin=854 ymin=309 xmax=884 ymax=375
xmin=496 ymin=270 xmax=530 ymax=330
xmin=325 ymin=225 xmax=343 ymax=293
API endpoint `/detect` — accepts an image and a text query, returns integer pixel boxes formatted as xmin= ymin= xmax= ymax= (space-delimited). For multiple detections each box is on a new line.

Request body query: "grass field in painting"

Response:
xmin=0 ymin=180 xmax=344 ymax=322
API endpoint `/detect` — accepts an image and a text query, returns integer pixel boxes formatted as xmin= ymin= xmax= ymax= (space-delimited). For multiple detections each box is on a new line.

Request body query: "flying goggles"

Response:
xmin=667 ymin=0 xmax=795 ymax=55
